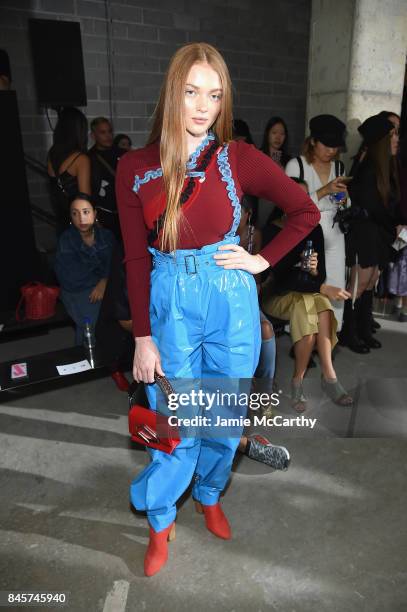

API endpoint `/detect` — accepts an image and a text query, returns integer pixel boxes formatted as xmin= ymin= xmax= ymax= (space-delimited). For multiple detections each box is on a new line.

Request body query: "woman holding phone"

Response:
xmin=116 ymin=42 xmax=319 ymax=576
xmin=285 ymin=115 xmax=350 ymax=329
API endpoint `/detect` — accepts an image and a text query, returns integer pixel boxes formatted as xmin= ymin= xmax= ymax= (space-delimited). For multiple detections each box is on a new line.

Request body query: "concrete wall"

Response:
xmin=306 ymin=0 xmax=355 ymax=124
xmin=347 ymin=0 xmax=407 ymax=159
xmin=307 ymin=0 xmax=407 ymax=169
xmin=0 ymin=0 xmax=312 ymax=249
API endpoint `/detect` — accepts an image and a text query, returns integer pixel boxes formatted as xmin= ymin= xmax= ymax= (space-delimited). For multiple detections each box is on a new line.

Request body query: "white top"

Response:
xmin=285 ymin=156 xmax=350 ymax=214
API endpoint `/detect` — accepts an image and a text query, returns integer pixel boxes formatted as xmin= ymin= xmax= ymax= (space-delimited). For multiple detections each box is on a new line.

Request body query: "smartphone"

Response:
xmin=11 ymin=362 xmax=28 ymax=380
xmin=339 ymin=176 xmax=353 ymax=184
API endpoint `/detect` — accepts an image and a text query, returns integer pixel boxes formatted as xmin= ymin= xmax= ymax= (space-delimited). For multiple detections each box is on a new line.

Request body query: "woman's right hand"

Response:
xmin=318 ymin=177 xmax=349 ymax=199
xmin=133 ymin=336 xmax=165 ymax=383
xmin=320 ymin=284 xmax=351 ymax=301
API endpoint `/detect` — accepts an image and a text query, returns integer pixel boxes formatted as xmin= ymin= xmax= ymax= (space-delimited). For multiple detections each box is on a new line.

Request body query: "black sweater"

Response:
xmin=349 ymin=158 xmax=399 ymax=241
xmin=265 ymin=224 xmax=326 ymax=295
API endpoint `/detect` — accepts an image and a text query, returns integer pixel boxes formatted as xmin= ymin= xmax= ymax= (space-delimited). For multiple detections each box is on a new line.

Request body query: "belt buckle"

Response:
xmin=184 ymin=254 xmax=197 ymax=274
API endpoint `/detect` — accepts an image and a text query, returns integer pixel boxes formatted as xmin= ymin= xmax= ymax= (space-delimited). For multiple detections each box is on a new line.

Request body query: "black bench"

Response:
xmin=0 ymin=345 xmax=107 ymax=394
xmin=0 ymin=302 xmax=71 ymax=344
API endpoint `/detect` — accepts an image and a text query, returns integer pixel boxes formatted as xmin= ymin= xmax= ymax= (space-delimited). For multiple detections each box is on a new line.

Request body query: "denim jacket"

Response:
xmin=55 ymin=225 xmax=115 ymax=292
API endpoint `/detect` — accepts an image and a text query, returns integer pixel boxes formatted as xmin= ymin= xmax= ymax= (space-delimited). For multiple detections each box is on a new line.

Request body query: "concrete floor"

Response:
xmin=0 ymin=316 xmax=406 ymax=612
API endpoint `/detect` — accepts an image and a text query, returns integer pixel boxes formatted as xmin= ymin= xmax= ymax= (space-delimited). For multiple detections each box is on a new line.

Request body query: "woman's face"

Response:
xmin=118 ymin=137 xmax=131 ymax=151
xmin=268 ymin=122 xmax=286 ymax=152
xmin=71 ymin=199 xmax=96 ymax=233
xmin=312 ymin=140 xmax=339 ymax=163
xmin=390 ymin=127 xmax=399 ymax=157
xmin=388 ymin=114 xmax=400 ymax=130
xmin=184 ymin=62 xmax=223 ymax=138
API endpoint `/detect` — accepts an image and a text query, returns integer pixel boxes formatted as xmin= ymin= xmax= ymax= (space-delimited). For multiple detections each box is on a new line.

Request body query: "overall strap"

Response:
xmin=218 ymin=144 xmax=241 ymax=240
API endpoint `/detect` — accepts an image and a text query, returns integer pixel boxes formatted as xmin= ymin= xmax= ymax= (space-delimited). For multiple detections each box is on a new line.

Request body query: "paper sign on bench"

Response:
xmin=56 ymin=360 xmax=92 ymax=376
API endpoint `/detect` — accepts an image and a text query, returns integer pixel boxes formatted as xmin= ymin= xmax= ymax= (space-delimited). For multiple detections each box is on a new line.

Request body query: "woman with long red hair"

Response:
xmin=116 ymin=42 xmax=320 ymax=576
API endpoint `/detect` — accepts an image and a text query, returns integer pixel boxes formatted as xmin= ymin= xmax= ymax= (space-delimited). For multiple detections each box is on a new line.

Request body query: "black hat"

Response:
xmin=309 ymin=114 xmax=346 ymax=147
xmin=377 ymin=110 xmax=399 ymax=122
xmin=358 ymin=114 xmax=394 ymax=146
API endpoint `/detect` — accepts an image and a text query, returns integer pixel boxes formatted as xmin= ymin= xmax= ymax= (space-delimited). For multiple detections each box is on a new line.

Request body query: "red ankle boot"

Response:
xmin=111 ymin=371 xmax=130 ymax=392
xmin=144 ymin=522 xmax=176 ymax=577
xmin=194 ymin=501 xmax=231 ymax=540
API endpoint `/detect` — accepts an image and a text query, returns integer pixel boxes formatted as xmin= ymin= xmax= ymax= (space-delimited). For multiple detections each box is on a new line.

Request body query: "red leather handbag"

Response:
xmin=16 ymin=282 xmax=60 ymax=321
xmin=128 ymin=374 xmax=180 ymax=454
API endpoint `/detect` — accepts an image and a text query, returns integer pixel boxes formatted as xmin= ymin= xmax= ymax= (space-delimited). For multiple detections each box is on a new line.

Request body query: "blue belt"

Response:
xmin=149 ymin=237 xmax=239 ymax=276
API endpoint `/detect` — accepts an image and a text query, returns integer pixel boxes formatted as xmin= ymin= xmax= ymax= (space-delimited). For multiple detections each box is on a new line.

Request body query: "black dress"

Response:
xmin=49 ymin=153 xmax=81 ymax=236
xmin=95 ymin=243 xmax=134 ymax=371
xmin=346 ymin=159 xmax=398 ymax=269
xmin=265 ymin=223 xmax=326 ymax=295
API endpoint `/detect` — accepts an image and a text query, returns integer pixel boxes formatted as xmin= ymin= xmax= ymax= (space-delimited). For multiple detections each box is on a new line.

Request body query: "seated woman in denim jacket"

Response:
xmin=261 ymin=179 xmax=353 ymax=413
xmin=55 ymin=195 xmax=115 ymax=344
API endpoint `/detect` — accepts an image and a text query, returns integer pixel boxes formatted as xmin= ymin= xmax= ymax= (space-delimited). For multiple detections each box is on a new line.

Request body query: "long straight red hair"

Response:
xmin=147 ymin=43 xmax=233 ymax=252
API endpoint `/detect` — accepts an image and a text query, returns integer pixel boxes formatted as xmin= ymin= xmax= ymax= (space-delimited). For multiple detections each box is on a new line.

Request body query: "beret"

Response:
xmin=309 ymin=114 xmax=346 ymax=147
xmin=358 ymin=114 xmax=394 ymax=146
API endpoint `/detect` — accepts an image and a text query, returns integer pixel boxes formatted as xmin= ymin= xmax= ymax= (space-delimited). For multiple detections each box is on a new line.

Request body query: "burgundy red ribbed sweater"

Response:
xmin=116 ymin=138 xmax=320 ymax=337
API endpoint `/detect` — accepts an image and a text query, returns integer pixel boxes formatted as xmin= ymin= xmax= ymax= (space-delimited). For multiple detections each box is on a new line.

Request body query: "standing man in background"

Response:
xmin=88 ymin=117 xmax=123 ymax=241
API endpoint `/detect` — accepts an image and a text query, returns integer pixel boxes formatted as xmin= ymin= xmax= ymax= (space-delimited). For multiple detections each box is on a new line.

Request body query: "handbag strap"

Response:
xmin=15 ymin=282 xmax=39 ymax=322
xmin=128 ymin=373 xmax=175 ymax=408
xmin=15 ymin=293 xmax=26 ymax=322
xmin=296 ymin=156 xmax=304 ymax=182
xmin=154 ymin=374 xmax=175 ymax=398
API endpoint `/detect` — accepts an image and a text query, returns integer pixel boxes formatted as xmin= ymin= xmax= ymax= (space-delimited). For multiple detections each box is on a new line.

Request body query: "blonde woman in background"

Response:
xmin=286 ymin=115 xmax=349 ymax=330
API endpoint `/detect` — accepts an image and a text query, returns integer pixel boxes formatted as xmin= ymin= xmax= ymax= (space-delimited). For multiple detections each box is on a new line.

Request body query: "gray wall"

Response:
xmin=307 ymin=0 xmax=407 ymax=169
xmin=0 ymin=0 xmax=311 ymax=248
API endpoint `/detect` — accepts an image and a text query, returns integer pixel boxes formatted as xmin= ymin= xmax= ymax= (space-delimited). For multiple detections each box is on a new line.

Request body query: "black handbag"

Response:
xmin=332 ymin=205 xmax=369 ymax=234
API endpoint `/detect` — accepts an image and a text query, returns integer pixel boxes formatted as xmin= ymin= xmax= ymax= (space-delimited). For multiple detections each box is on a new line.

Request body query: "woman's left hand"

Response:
xmin=89 ymin=278 xmax=107 ymax=303
xmin=213 ymin=244 xmax=270 ymax=274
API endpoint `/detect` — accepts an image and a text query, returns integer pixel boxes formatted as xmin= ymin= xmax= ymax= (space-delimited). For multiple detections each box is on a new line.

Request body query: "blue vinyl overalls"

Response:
xmin=130 ymin=147 xmax=262 ymax=532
